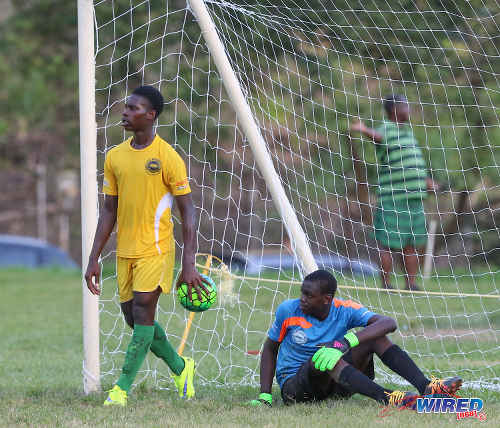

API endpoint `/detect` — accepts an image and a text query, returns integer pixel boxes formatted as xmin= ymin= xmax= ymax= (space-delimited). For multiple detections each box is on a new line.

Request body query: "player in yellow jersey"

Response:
xmin=84 ymin=86 xmax=208 ymax=406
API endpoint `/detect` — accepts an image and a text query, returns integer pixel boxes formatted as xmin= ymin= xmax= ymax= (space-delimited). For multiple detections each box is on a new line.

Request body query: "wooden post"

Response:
xmin=345 ymin=136 xmax=372 ymax=226
xmin=36 ymin=163 xmax=48 ymax=242
xmin=58 ymin=170 xmax=79 ymax=252
xmin=423 ymin=219 xmax=438 ymax=278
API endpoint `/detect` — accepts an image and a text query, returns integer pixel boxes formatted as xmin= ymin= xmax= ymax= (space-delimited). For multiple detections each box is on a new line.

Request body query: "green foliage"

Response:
xmin=0 ymin=0 xmax=78 ymax=146
xmin=2 ymin=0 xmax=498 ymax=188
xmin=217 ymin=0 xmax=500 ymax=192
xmin=1 ymin=0 xmax=498 ymax=207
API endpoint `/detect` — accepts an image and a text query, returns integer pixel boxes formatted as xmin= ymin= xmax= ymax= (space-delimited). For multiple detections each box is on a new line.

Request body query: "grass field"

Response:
xmin=0 ymin=268 xmax=499 ymax=427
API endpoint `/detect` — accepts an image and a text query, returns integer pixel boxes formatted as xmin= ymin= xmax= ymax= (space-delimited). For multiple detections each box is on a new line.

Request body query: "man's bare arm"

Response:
xmin=311 ymin=314 xmax=397 ymax=373
xmin=354 ymin=314 xmax=397 ymax=343
xmin=84 ymin=195 xmax=118 ymax=295
xmin=259 ymin=337 xmax=280 ymax=394
xmin=350 ymin=120 xmax=383 ymax=143
xmin=175 ymin=193 xmax=208 ymax=297
xmin=249 ymin=337 xmax=280 ymax=406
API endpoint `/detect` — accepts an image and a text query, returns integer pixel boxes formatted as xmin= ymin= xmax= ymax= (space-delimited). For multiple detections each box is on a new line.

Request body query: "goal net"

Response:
xmin=86 ymin=0 xmax=500 ymax=392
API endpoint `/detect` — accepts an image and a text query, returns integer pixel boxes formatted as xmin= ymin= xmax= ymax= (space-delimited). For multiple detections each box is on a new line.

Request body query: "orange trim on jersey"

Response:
xmin=175 ymin=179 xmax=188 ymax=186
xmin=333 ymin=298 xmax=362 ymax=309
xmin=278 ymin=316 xmax=312 ymax=342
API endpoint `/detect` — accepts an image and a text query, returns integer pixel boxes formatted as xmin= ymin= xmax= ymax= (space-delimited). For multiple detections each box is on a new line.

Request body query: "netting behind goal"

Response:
xmin=92 ymin=0 xmax=500 ymax=391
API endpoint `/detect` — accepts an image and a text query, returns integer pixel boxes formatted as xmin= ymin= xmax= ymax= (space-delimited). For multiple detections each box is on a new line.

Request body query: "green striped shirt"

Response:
xmin=375 ymin=121 xmax=428 ymax=202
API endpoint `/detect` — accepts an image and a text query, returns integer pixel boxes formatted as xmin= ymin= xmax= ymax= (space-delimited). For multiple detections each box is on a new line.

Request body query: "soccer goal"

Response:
xmin=79 ymin=0 xmax=500 ymax=394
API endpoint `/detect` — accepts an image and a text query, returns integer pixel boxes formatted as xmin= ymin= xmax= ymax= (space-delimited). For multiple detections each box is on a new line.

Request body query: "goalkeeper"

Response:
xmin=349 ymin=95 xmax=438 ymax=291
xmin=84 ymin=85 xmax=208 ymax=406
xmin=250 ymin=270 xmax=461 ymax=407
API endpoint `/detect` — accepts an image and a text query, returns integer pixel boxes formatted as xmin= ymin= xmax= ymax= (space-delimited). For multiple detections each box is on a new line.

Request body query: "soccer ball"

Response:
xmin=177 ymin=273 xmax=217 ymax=312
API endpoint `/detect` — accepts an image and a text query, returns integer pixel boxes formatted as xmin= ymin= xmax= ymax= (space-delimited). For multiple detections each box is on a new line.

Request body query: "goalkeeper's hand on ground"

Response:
xmin=249 ymin=392 xmax=272 ymax=407
xmin=312 ymin=332 xmax=359 ymax=372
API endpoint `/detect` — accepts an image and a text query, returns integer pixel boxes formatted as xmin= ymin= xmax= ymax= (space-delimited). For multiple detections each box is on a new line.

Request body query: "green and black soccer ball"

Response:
xmin=177 ymin=273 xmax=217 ymax=312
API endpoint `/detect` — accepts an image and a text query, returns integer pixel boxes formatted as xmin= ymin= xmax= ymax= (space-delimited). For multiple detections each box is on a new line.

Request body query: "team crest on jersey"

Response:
xmin=145 ymin=158 xmax=161 ymax=175
xmin=291 ymin=329 xmax=308 ymax=345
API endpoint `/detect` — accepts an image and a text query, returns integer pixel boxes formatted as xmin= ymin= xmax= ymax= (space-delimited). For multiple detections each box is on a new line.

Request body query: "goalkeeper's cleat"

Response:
xmin=386 ymin=390 xmax=418 ymax=411
xmin=424 ymin=376 xmax=462 ymax=396
xmin=103 ymin=385 xmax=127 ymax=407
xmin=172 ymin=356 xmax=196 ymax=399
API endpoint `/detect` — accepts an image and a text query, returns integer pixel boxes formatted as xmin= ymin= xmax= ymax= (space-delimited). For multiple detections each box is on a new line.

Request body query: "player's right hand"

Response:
xmin=249 ymin=392 xmax=272 ymax=407
xmin=85 ymin=258 xmax=101 ymax=296
xmin=176 ymin=266 xmax=211 ymax=303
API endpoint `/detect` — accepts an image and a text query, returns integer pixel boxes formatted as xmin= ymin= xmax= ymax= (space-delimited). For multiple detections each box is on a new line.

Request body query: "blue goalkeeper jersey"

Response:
xmin=268 ymin=298 xmax=375 ymax=388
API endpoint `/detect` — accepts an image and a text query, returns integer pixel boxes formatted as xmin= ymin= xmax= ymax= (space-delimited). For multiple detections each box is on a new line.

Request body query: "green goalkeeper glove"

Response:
xmin=249 ymin=392 xmax=272 ymax=407
xmin=312 ymin=332 xmax=359 ymax=372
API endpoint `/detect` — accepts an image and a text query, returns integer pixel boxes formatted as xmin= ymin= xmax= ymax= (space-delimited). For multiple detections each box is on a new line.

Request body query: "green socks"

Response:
xmin=117 ymin=324 xmax=154 ymax=392
xmin=116 ymin=322 xmax=185 ymax=392
xmin=150 ymin=321 xmax=185 ymax=375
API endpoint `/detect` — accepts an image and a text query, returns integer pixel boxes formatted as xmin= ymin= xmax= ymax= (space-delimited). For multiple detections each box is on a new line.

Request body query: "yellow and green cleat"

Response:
xmin=103 ymin=385 xmax=127 ymax=407
xmin=172 ymin=356 xmax=196 ymax=399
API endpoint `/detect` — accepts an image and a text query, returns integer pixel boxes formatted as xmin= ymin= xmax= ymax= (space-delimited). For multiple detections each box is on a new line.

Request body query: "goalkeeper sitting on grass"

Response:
xmin=250 ymin=270 xmax=461 ymax=408
xmin=349 ymin=95 xmax=439 ymax=291
xmin=84 ymin=85 xmax=208 ymax=406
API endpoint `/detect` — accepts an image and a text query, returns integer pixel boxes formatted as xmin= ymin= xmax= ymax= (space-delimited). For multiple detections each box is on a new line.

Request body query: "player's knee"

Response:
xmin=373 ymin=335 xmax=394 ymax=355
xmin=132 ymin=305 xmax=148 ymax=324
xmin=120 ymin=301 xmax=134 ymax=328
xmin=132 ymin=299 xmax=156 ymax=325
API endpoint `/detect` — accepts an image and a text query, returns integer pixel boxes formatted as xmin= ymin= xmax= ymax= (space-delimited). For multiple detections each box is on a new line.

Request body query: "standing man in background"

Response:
xmin=350 ymin=95 xmax=438 ymax=290
xmin=84 ymin=85 xmax=208 ymax=406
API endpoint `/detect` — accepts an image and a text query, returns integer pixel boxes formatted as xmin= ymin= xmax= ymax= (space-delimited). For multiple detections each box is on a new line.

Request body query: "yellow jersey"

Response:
xmin=102 ymin=135 xmax=191 ymax=258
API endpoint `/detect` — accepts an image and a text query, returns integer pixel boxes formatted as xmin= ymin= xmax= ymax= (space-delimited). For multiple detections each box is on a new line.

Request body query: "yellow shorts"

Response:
xmin=116 ymin=250 xmax=175 ymax=303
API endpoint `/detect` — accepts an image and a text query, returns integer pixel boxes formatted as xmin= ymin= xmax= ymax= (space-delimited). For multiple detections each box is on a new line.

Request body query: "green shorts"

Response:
xmin=373 ymin=198 xmax=427 ymax=250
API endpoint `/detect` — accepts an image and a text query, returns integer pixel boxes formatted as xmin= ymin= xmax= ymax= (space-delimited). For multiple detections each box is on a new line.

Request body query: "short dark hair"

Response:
xmin=383 ymin=94 xmax=408 ymax=115
xmin=304 ymin=269 xmax=337 ymax=296
xmin=132 ymin=85 xmax=164 ymax=118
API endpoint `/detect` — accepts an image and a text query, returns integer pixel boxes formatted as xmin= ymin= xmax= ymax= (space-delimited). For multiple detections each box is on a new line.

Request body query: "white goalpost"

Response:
xmin=78 ymin=0 xmax=100 ymax=394
xmin=80 ymin=0 xmax=500 ymax=394
xmin=188 ymin=0 xmax=318 ymax=275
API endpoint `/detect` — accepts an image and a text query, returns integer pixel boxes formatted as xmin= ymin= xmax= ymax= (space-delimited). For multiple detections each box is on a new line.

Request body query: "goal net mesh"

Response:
xmin=92 ymin=0 xmax=500 ymax=390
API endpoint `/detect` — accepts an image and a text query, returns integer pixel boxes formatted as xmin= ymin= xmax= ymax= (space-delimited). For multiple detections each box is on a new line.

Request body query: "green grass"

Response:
xmin=0 ymin=268 xmax=499 ymax=427
xmin=99 ymin=266 xmax=500 ymax=386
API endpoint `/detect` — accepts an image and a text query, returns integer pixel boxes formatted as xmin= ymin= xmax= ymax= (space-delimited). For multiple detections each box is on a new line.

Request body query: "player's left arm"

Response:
xmin=175 ymin=193 xmax=209 ymax=299
xmin=349 ymin=119 xmax=383 ymax=143
xmin=313 ymin=313 xmax=396 ymax=372
xmin=354 ymin=314 xmax=397 ymax=343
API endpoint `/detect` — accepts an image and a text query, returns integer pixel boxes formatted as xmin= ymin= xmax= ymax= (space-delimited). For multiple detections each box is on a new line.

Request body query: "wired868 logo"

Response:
xmin=417 ymin=396 xmax=486 ymax=421
xmin=379 ymin=394 xmax=487 ymax=421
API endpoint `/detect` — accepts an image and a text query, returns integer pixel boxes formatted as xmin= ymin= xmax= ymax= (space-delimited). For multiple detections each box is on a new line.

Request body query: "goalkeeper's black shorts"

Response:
xmin=280 ymin=350 xmax=375 ymax=405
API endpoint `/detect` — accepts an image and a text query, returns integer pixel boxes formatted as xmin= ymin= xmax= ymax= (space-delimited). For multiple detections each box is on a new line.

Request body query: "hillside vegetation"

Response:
xmin=0 ymin=0 xmax=498 ymax=266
